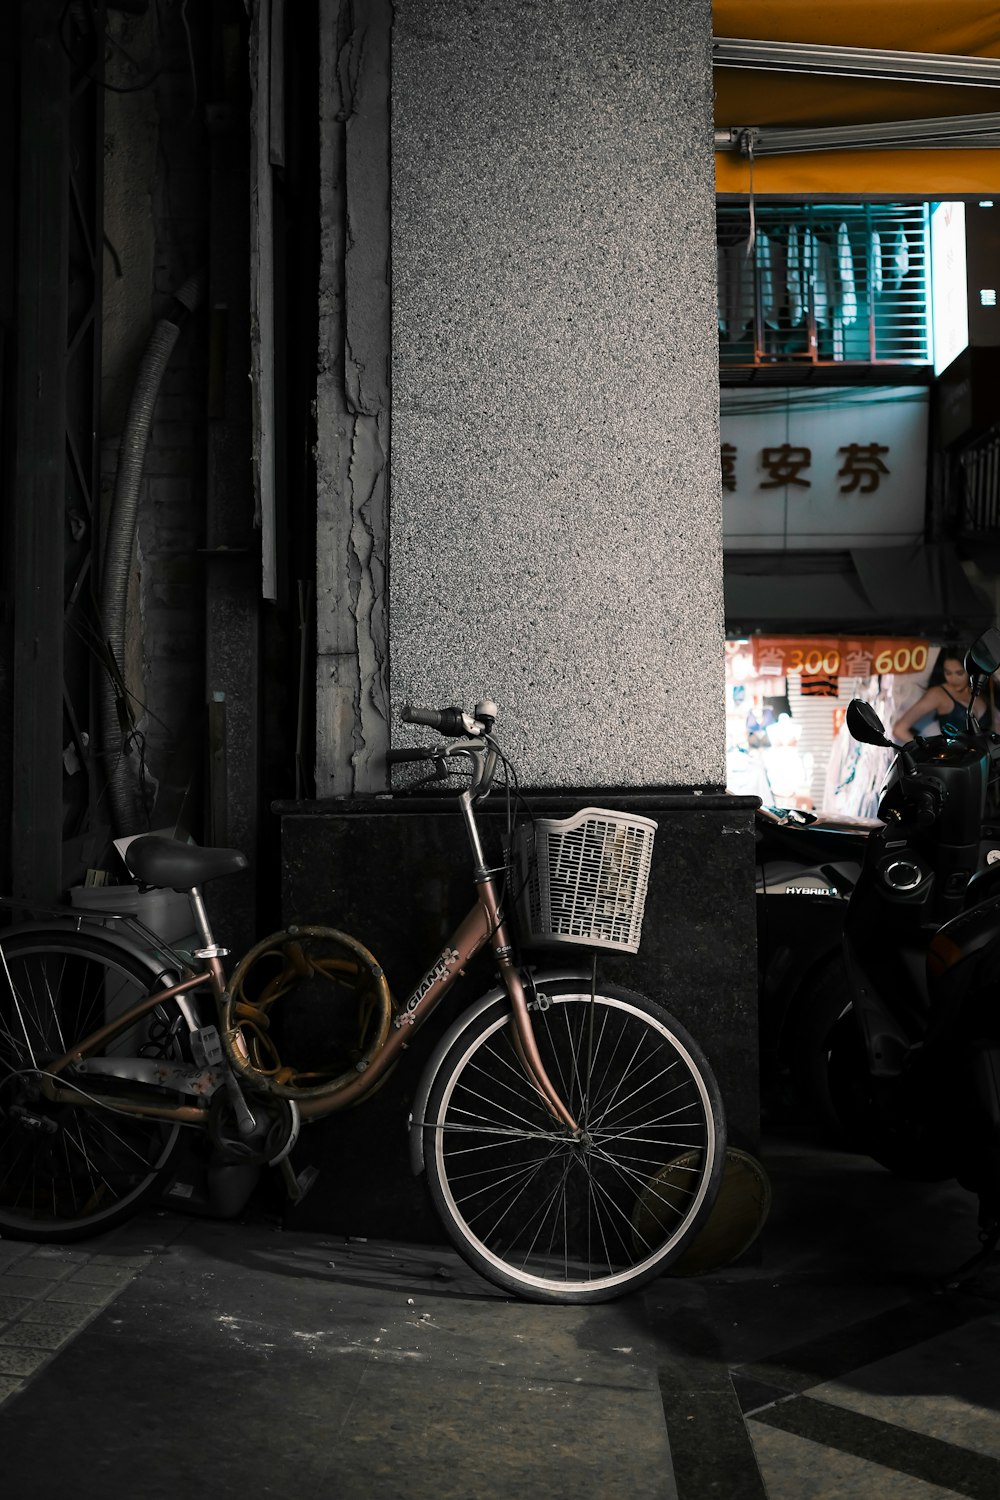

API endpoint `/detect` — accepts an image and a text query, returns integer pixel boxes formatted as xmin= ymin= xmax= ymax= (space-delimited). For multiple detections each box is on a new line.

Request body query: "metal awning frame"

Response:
xmin=713 ymin=37 xmax=1000 ymax=88
xmin=716 ymin=113 xmax=1000 ymax=157
xmin=715 ymin=36 xmax=1000 ymax=157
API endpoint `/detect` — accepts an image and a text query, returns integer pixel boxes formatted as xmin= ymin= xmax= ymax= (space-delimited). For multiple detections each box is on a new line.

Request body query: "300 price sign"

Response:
xmin=751 ymin=637 xmax=930 ymax=679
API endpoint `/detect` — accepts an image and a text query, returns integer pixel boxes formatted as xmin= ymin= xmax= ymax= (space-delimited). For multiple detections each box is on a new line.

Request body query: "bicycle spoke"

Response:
xmin=456 ymin=1138 xmax=571 ymax=1247
xmin=0 ymin=935 xmax=184 ymax=1240
xmin=426 ymin=987 xmax=724 ymax=1302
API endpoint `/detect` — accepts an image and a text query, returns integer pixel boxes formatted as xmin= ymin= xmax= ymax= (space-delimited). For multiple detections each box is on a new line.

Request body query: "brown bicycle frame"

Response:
xmin=40 ymin=956 xmax=230 ymax=1125
xmin=295 ymin=858 xmax=577 ymax=1127
xmin=36 ymin=790 xmax=579 ymax=1134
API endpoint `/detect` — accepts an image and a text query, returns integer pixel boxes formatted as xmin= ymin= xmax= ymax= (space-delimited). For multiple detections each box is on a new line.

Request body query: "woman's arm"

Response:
xmin=891 ymin=686 xmax=944 ymax=743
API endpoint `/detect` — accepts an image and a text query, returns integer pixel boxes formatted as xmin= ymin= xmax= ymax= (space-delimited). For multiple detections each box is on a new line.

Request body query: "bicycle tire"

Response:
xmin=786 ymin=963 xmax=954 ymax=1180
xmin=421 ymin=981 xmax=727 ymax=1303
xmin=0 ymin=929 xmax=186 ymax=1241
xmin=784 ymin=956 xmax=857 ymax=1141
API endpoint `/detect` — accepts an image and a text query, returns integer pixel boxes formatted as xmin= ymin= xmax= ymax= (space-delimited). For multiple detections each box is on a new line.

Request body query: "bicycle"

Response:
xmin=0 ymin=698 xmax=727 ymax=1303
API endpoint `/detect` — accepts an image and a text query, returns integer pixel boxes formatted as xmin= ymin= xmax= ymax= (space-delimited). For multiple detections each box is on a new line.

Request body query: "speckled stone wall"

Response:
xmin=390 ymin=0 xmax=723 ymax=788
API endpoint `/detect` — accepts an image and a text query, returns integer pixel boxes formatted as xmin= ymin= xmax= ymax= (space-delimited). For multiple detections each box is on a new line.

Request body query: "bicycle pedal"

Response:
xmin=277 ymin=1157 xmax=318 ymax=1204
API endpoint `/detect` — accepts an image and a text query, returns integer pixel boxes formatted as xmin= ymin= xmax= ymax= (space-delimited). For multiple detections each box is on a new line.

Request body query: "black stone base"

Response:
xmin=276 ymin=789 xmax=759 ymax=1241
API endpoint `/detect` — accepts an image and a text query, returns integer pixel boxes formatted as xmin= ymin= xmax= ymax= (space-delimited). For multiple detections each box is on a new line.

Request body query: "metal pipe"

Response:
xmin=715 ymin=113 xmax=1000 ymax=156
xmin=99 ymin=270 xmax=207 ymax=834
xmin=713 ymin=37 xmax=1000 ymax=88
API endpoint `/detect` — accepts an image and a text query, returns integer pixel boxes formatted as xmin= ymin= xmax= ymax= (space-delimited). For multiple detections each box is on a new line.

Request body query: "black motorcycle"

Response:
xmin=803 ymin=626 xmax=1000 ymax=1263
xmin=755 ymin=803 xmax=872 ymax=1116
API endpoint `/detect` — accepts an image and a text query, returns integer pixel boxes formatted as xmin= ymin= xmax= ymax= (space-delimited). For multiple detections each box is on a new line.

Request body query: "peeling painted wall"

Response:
xmin=389 ymin=0 xmax=724 ymax=789
xmin=314 ymin=0 xmax=391 ymax=797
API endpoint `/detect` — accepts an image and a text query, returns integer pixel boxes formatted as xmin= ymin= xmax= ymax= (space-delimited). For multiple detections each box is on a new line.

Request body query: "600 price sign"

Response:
xmin=751 ymin=637 xmax=930 ymax=680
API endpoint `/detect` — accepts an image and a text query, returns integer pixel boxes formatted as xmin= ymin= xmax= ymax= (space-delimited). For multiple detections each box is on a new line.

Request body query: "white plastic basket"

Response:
xmin=68 ymin=884 xmax=195 ymax=944
xmin=510 ymin=807 xmax=657 ymax=954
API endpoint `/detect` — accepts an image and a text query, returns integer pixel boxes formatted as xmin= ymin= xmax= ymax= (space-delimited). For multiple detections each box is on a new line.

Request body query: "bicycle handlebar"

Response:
xmin=400 ymin=700 xmax=497 ymax=736
xmin=400 ymin=703 xmax=471 ymax=735
xmin=391 ymin=698 xmax=500 ymax=798
xmin=385 ymin=746 xmax=445 ymax=766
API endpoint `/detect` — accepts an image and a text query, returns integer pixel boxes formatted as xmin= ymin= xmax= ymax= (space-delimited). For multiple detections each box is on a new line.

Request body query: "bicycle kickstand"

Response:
xmin=937 ymin=1224 xmax=1000 ymax=1294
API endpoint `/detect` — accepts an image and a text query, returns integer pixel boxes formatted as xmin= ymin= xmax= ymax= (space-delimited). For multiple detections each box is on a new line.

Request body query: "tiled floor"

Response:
xmin=0 ymin=1128 xmax=997 ymax=1498
xmin=0 ymin=1238 xmax=157 ymax=1403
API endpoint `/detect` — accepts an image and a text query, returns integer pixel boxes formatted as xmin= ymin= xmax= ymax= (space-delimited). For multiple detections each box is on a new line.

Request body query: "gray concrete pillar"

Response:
xmin=389 ymin=0 xmax=723 ymax=788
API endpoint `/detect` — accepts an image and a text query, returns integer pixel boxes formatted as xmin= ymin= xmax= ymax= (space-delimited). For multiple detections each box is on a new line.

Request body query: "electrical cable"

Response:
xmin=58 ymin=0 xmax=164 ymax=93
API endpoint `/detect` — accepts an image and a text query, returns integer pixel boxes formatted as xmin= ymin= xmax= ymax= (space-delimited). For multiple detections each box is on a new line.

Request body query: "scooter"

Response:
xmin=810 ymin=626 xmax=1000 ymax=1266
xmin=754 ymin=804 xmax=872 ymax=1112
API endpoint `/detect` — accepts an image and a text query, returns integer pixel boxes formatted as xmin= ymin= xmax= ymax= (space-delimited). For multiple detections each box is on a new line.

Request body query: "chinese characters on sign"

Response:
xmin=837 ymin=444 xmax=891 ymax=493
xmin=760 ymin=445 xmax=812 ymax=489
xmin=751 ymin=637 xmax=930 ymax=680
xmin=723 ymin=443 xmax=892 ymax=494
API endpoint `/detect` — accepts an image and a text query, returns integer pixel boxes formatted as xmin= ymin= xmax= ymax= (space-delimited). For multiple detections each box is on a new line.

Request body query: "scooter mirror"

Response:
xmin=967 ymin=626 xmax=1000 ymax=679
xmin=846 ymin=699 xmax=893 ymax=748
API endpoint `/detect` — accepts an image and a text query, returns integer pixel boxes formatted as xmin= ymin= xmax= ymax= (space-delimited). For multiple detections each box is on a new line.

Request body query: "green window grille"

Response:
xmin=718 ymin=203 xmax=931 ymax=370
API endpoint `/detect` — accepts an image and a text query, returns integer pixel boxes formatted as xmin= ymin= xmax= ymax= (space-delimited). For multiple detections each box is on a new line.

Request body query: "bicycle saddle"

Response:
xmin=125 ymin=835 xmax=248 ymax=890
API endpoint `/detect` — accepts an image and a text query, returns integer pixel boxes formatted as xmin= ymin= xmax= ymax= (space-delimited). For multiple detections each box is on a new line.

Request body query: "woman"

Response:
xmin=891 ymin=645 xmax=989 ymax=743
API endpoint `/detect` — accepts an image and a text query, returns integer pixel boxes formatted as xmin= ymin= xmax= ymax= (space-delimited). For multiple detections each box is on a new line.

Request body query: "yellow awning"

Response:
xmin=714 ymin=1 xmax=1000 ymax=196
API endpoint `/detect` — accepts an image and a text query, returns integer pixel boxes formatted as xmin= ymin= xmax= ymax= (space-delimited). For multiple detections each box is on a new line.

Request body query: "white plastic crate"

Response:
xmin=68 ymin=884 xmax=195 ymax=944
xmin=510 ymin=807 xmax=657 ymax=954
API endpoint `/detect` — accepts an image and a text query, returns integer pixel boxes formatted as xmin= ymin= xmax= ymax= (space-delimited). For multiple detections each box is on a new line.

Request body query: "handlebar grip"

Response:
xmin=399 ymin=703 xmax=468 ymax=735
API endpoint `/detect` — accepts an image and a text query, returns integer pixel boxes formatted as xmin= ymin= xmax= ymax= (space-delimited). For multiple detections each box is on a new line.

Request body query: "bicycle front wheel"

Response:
xmin=422 ymin=981 xmax=726 ymax=1303
xmin=0 ymin=931 xmax=185 ymax=1241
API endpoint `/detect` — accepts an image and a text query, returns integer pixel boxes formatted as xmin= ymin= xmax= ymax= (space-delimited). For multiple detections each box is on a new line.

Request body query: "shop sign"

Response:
xmin=721 ymin=387 xmax=928 ymax=550
xmin=751 ymin=636 xmax=929 ymax=679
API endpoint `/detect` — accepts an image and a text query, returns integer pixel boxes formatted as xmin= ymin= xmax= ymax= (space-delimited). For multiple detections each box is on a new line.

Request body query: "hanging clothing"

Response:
xmin=787 ymin=225 xmax=802 ymax=325
xmin=718 ymin=238 xmax=754 ymax=342
xmin=870 ymin=230 xmax=883 ymax=298
xmin=837 ymin=223 xmax=857 ymax=326
xmin=758 ymin=229 xmax=786 ymax=329
xmin=786 ymin=228 xmax=834 ymax=328
xmin=811 ymin=231 xmax=834 ymax=328
xmin=717 ymin=246 xmax=727 ymax=334
xmin=888 ymin=228 xmax=909 ymax=290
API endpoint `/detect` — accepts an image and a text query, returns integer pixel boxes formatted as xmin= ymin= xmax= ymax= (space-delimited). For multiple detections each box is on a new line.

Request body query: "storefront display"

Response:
xmin=725 ymin=636 xmax=944 ymax=815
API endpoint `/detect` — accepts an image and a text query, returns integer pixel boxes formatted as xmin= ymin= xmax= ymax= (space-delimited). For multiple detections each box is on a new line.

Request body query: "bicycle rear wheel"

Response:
xmin=422 ymin=981 xmax=726 ymax=1303
xmin=0 ymin=930 xmax=185 ymax=1241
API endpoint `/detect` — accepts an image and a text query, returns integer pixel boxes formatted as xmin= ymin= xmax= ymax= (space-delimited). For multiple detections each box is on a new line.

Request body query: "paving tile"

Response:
xmin=0 ymin=1324 xmax=78 ymax=1351
xmin=0 ymin=1277 xmax=46 ymax=1302
xmin=808 ymin=1314 xmax=1000 ymax=1462
xmin=0 ymin=1376 xmax=22 ymax=1403
xmin=752 ymin=1394 xmax=1000 ymax=1500
xmin=25 ymin=1247 xmax=91 ymax=1264
xmin=0 ymin=1296 xmax=34 ymax=1323
xmin=16 ymin=1302 xmax=94 ymax=1329
xmin=0 ymin=1248 xmax=32 ymax=1273
xmin=748 ymin=1420 xmax=968 ymax=1500
xmin=0 ymin=1347 xmax=49 ymax=1379
xmin=67 ymin=1265 xmax=139 ymax=1287
xmin=44 ymin=1283 xmax=116 ymax=1307
xmin=11 ymin=1259 xmax=75 ymax=1281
